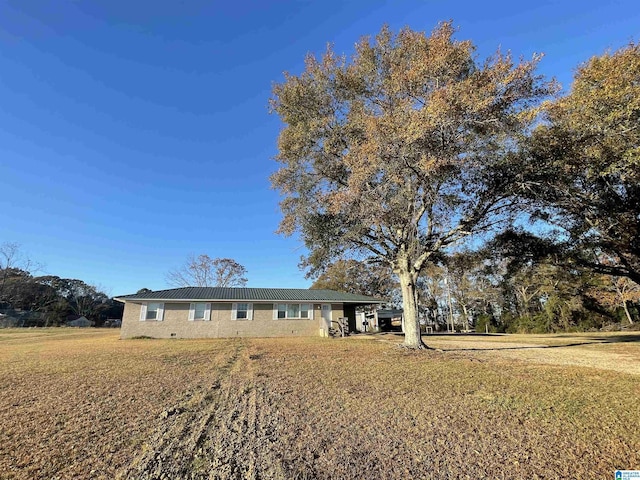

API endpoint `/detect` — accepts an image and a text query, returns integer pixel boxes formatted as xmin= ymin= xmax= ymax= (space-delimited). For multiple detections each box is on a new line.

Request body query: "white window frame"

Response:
xmin=140 ymin=302 xmax=164 ymax=322
xmin=273 ymin=303 xmax=312 ymax=320
xmin=188 ymin=302 xmax=211 ymax=321
xmin=231 ymin=303 xmax=253 ymax=320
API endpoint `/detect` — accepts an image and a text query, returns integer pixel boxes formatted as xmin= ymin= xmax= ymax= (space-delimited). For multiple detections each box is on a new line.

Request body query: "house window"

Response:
xmin=140 ymin=302 xmax=164 ymax=321
xmin=232 ymin=303 xmax=253 ymax=320
xmin=274 ymin=304 xmax=312 ymax=319
xmin=237 ymin=303 xmax=248 ymax=319
xmin=287 ymin=304 xmax=299 ymax=318
xmin=194 ymin=303 xmax=206 ymax=320
xmin=146 ymin=303 xmax=161 ymax=320
xmin=189 ymin=302 xmax=211 ymax=321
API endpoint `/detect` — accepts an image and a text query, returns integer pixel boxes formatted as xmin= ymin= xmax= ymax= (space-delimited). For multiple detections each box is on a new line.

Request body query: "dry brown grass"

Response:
xmin=1 ymin=329 xmax=638 ymax=479
xmin=418 ymin=331 xmax=640 ymax=375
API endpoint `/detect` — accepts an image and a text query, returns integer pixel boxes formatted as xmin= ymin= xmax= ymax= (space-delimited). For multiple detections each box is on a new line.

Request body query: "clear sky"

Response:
xmin=0 ymin=0 xmax=637 ymax=296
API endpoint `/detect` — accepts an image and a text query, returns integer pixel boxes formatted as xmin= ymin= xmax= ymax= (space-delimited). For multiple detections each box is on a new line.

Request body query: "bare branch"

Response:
xmin=166 ymin=255 xmax=248 ymax=288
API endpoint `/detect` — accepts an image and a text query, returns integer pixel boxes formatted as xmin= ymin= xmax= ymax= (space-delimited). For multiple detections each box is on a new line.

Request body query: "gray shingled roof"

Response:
xmin=114 ymin=287 xmax=385 ymax=304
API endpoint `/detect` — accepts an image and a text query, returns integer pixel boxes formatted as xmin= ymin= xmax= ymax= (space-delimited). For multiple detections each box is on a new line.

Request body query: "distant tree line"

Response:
xmin=312 ymin=248 xmax=639 ymax=333
xmin=0 ymin=243 xmax=122 ymax=327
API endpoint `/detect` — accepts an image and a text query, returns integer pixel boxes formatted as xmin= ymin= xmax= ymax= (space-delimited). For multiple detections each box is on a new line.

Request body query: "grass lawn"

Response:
xmin=0 ymin=329 xmax=638 ymax=479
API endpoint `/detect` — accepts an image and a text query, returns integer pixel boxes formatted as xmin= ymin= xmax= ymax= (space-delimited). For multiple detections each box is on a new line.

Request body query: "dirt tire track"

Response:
xmin=117 ymin=341 xmax=287 ymax=480
xmin=191 ymin=347 xmax=287 ymax=480
xmin=117 ymin=340 xmax=246 ymax=479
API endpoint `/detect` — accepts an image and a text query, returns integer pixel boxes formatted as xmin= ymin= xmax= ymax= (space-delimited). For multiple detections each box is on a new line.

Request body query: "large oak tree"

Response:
xmin=270 ymin=22 xmax=553 ymax=348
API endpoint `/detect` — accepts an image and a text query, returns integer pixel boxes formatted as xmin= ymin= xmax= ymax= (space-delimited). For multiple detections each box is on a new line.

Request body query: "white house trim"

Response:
xmin=232 ymin=302 xmax=253 ymax=320
xmin=188 ymin=302 xmax=211 ymax=321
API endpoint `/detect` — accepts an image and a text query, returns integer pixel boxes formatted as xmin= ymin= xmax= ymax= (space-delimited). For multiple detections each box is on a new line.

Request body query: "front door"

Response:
xmin=321 ymin=304 xmax=331 ymax=331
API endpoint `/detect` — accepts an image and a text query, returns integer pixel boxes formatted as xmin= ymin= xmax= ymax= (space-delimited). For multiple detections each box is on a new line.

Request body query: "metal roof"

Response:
xmin=114 ymin=287 xmax=385 ymax=304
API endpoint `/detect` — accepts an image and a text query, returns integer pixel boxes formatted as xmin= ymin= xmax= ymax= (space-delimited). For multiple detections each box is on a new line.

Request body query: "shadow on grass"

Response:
xmin=437 ymin=333 xmax=640 ymax=352
xmin=371 ymin=331 xmax=640 ymax=352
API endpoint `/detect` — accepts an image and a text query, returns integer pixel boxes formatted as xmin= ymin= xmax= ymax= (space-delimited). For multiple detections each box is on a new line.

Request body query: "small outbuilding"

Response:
xmin=104 ymin=318 xmax=122 ymax=328
xmin=66 ymin=315 xmax=95 ymax=328
xmin=373 ymin=309 xmax=404 ymax=332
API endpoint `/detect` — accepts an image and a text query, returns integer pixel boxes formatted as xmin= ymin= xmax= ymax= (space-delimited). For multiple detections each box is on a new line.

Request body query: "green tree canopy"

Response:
xmin=522 ymin=42 xmax=640 ymax=284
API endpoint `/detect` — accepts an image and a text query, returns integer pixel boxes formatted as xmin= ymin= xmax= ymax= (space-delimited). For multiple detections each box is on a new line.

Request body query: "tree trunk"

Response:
xmin=622 ymin=300 xmax=634 ymax=325
xmin=399 ymin=270 xmax=427 ymax=348
xmin=461 ymin=303 xmax=470 ymax=332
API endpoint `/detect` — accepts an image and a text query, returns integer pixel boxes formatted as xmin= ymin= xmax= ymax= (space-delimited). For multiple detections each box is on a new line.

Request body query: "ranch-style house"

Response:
xmin=114 ymin=287 xmax=384 ymax=339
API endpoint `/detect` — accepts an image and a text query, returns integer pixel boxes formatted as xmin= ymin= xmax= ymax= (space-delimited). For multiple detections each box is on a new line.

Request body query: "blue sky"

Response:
xmin=0 ymin=0 xmax=637 ymax=296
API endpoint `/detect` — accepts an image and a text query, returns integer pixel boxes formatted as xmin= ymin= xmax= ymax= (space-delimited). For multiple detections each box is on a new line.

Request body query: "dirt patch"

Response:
xmin=118 ymin=341 xmax=287 ymax=479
